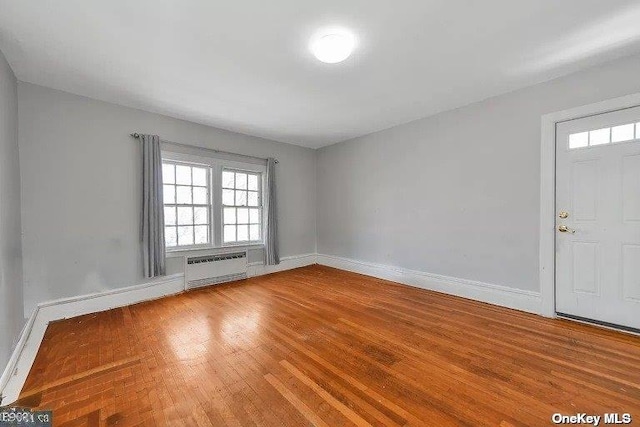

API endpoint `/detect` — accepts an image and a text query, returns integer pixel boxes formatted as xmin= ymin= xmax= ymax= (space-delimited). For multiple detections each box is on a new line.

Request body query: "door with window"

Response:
xmin=555 ymin=106 xmax=640 ymax=330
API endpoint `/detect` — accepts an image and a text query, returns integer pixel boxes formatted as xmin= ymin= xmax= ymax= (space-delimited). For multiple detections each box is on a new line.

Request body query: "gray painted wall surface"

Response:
xmin=18 ymin=83 xmax=316 ymax=313
xmin=317 ymin=54 xmax=640 ymax=292
xmin=0 ymin=49 xmax=23 ymax=368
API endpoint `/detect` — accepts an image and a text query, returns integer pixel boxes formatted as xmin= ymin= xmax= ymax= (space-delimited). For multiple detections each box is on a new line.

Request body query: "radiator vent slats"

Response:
xmin=187 ymin=252 xmax=246 ymax=265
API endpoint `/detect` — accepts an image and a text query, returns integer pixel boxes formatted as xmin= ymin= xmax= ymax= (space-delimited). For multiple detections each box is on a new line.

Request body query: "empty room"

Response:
xmin=1 ymin=0 xmax=640 ymax=425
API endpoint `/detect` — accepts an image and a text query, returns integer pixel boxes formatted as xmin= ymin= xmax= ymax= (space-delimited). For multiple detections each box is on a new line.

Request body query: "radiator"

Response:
xmin=184 ymin=251 xmax=247 ymax=290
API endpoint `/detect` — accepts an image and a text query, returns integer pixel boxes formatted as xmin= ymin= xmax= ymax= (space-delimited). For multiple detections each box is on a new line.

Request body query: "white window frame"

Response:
xmin=221 ymin=168 xmax=264 ymax=246
xmin=162 ymin=150 xmax=266 ymax=254
xmin=162 ymin=159 xmax=213 ymax=251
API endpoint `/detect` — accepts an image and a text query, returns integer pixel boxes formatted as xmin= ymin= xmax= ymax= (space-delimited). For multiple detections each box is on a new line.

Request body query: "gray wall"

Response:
xmin=317 ymin=53 xmax=640 ymax=292
xmin=18 ymin=83 xmax=316 ymax=313
xmin=0 ymin=49 xmax=23 ymax=368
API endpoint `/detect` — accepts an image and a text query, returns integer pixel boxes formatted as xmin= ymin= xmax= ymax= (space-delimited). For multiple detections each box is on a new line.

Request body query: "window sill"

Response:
xmin=165 ymin=244 xmax=264 ymax=259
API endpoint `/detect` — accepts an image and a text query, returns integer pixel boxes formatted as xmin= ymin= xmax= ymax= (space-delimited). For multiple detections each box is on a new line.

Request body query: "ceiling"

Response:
xmin=2 ymin=1 xmax=640 ymax=148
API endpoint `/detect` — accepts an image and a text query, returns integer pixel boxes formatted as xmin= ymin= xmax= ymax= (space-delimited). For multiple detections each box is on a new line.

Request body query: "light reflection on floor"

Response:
xmin=220 ymin=309 xmax=262 ymax=348
xmin=166 ymin=313 xmax=211 ymax=361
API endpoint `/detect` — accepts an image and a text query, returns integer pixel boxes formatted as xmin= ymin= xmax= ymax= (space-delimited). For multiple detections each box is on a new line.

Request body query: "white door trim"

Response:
xmin=539 ymin=92 xmax=640 ymax=317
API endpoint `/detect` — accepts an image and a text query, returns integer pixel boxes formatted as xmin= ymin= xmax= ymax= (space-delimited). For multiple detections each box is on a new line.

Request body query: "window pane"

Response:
xmin=235 ymin=173 xmax=247 ymax=190
xmin=164 ymin=185 xmax=175 ymax=204
xmin=224 ymin=207 xmax=236 ymax=224
xmin=589 ymin=128 xmax=610 ymax=146
xmin=176 ymin=186 xmax=192 ymax=204
xmin=165 ymin=226 xmax=177 ymax=247
xmin=224 ymin=225 xmax=236 ymax=242
xmin=223 ymin=189 xmax=235 ymax=205
xmin=164 ymin=206 xmax=176 ymax=225
xmin=176 ymin=165 xmax=192 ymax=185
xmin=237 ymin=225 xmax=249 ymax=241
xmin=249 ymin=224 xmax=260 ymax=241
xmin=235 ymin=190 xmax=247 ymax=206
xmin=194 ymin=207 xmax=208 ymax=225
xmin=222 ymin=171 xmax=235 ymax=188
xmin=248 ymin=174 xmax=258 ymax=191
xmin=192 ymin=167 xmax=207 ymax=186
xmin=569 ymin=132 xmax=588 ymax=149
xmin=194 ymin=226 xmax=209 ymax=244
xmin=248 ymin=191 xmax=259 ymax=207
xmin=612 ymin=124 xmax=635 ymax=143
xmin=178 ymin=226 xmax=194 ymax=245
xmin=162 ymin=164 xmax=175 ymax=184
xmin=177 ymin=207 xmax=193 ymax=225
xmin=249 ymin=208 xmax=260 ymax=224
xmin=237 ymin=208 xmax=249 ymax=224
xmin=193 ymin=187 xmax=208 ymax=205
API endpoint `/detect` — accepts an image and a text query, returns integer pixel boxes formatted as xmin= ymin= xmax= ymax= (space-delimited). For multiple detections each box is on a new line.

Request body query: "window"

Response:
xmin=161 ymin=152 xmax=265 ymax=251
xmin=569 ymin=122 xmax=640 ymax=149
xmin=162 ymin=161 xmax=211 ymax=248
xmin=222 ymin=169 xmax=262 ymax=244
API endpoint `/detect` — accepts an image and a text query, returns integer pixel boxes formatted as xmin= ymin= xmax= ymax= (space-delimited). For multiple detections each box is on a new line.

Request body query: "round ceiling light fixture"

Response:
xmin=310 ymin=31 xmax=356 ymax=64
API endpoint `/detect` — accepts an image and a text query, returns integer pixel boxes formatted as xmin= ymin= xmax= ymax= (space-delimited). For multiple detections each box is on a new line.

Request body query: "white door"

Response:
xmin=555 ymin=106 xmax=640 ymax=330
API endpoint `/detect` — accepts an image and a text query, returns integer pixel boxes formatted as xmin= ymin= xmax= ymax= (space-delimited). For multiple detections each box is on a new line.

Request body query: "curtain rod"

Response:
xmin=130 ymin=133 xmax=278 ymax=164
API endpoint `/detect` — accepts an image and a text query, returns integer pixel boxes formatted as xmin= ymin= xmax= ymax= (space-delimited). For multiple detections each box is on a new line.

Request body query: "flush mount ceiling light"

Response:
xmin=310 ymin=31 xmax=356 ymax=64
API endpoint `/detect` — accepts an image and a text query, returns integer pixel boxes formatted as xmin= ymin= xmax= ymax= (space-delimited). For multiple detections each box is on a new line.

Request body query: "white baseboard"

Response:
xmin=0 ymin=273 xmax=184 ymax=406
xmin=316 ymin=254 xmax=543 ymax=315
xmin=247 ymin=253 xmax=317 ymax=277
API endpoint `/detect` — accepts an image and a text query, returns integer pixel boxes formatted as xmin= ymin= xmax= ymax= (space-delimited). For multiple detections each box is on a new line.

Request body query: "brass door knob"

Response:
xmin=558 ymin=211 xmax=569 ymax=219
xmin=558 ymin=225 xmax=575 ymax=234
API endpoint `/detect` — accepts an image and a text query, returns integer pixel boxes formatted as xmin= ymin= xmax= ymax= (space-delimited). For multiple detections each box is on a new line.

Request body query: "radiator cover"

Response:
xmin=185 ymin=251 xmax=247 ymax=290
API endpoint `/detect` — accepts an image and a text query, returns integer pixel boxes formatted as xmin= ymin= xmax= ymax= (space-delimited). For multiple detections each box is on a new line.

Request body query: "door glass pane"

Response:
xmin=612 ymin=124 xmax=635 ymax=143
xmin=176 ymin=165 xmax=192 ymax=185
xmin=569 ymin=132 xmax=588 ymax=149
xmin=589 ymin=128 xmax=610 ymax=146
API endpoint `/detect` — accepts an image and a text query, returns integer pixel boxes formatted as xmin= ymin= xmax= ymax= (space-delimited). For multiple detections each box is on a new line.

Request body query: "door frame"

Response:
xmin=539 ymin=92 xmax=640 ymax=318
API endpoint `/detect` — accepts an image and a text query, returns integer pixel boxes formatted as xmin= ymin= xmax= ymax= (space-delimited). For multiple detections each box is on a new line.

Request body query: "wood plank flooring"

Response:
xmin=15 ymin=265 xmax=640 ymax=426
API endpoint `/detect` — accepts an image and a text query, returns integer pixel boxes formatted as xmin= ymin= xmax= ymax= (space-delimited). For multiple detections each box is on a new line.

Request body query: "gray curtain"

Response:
xmin=264 ymin=158 xmax=280 ymax=265
xmin=141 ymin=134 xmax=166 ymax=278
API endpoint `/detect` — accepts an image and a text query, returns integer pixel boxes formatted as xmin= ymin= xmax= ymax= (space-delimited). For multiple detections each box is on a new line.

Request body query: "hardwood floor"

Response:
xmin=15 ymin=264 xmax=640 ymax=426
